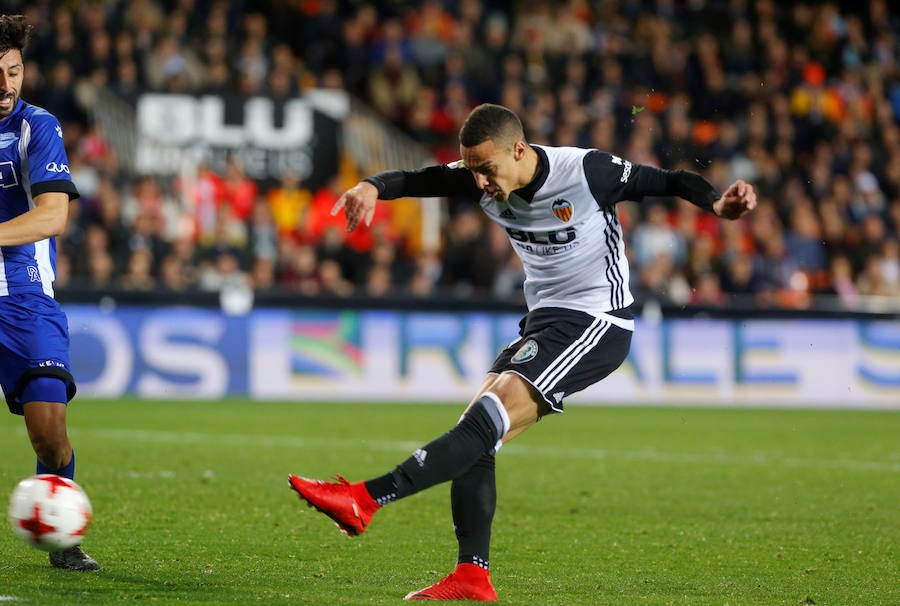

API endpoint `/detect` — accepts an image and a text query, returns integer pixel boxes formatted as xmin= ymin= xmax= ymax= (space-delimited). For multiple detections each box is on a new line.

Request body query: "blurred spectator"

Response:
xmin=248 ymin=196 xmax=278 ymax=264
xmin=784 ymin=197 xmax=828 ymax=278
xmin=690 ymin=271 xmax=726 ymax=306
xmin=122 ymin=176 xmax=181 ymax=242
xmin=250 ymin=256 xmax=277 ymax=291
xmin=143 ymin=34 xmax=205 ymax=91
xmin=158 ymin=251 xmax=191 ymax=292
xmin=221 ymin=157 xmax=257 ymax=222
xmin=87 ymin=249 xmax=116 ymax=289
xmin=631 ymin=202 xmax=687 ymax=269
xmin=368 ymin=42 xmax=423 ymax=126
xmin=267 ymin=170 xmax=312 ymax=236
xmin=826 ymin=253 xmax=860 ymax=308
xmin=37 ymin=60 xmax=84 ymax=127
xmin=319 ymin=258 xmax=355 ymax=296
xmin=198 ymin=248 xmax=250 ymax=293
xmin=277 ymin=241 xmax=321 ymax=295
xmin=120 ymin=248 xmax=157 ymax=291
xmin=440 ymin=206 xmax=496 ymax=295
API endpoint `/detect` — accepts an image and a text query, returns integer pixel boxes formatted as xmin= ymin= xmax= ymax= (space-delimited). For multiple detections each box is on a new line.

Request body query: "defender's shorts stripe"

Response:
xmin=534 ymin=318 xmax=612 ymax=392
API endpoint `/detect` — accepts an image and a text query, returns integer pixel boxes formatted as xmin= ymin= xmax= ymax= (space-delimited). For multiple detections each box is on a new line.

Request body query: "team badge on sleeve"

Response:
xmin=551 ymin=199 xmax=573 ymax=222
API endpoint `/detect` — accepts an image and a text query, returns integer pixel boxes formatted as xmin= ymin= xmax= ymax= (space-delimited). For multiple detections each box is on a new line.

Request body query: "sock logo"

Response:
xmin=412 ymin=448 xmax=428 ymax=467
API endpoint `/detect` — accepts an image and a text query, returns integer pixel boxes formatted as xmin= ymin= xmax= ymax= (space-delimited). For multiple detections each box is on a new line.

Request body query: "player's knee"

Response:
xmin=26 ymin=418 xmax=68 ymax=456
xmin=463 ymin=393 xmax=510 ymax=452
xmin=30 ymin=431 xmax=71 ymax=469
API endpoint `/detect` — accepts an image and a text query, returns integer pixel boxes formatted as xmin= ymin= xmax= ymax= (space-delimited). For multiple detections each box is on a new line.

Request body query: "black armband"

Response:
xmin=363 ymin=171 xmax=408 ymax=200
xmin=665 ymin=170 xmax=719 ymax=213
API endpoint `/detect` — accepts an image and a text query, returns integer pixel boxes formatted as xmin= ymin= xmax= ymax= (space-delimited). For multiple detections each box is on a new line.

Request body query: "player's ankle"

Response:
xmin=351 ymin=481 xmax=380 ymax=513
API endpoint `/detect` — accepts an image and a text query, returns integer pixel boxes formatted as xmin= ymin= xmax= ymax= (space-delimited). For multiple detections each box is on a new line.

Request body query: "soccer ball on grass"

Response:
xmin=7 ymin=474 xmax=92 ymax=551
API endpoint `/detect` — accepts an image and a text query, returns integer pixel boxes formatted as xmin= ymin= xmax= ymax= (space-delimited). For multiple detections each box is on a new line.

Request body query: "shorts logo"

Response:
xmin=551 ymin=199 xmax=573 ymax=222
xmin=511 ymin=339 xmax=538 ymax=364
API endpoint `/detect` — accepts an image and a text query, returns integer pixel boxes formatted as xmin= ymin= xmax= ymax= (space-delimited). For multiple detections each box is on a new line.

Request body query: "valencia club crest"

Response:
xmin=551 ymin=199 xmax=573 ymax=222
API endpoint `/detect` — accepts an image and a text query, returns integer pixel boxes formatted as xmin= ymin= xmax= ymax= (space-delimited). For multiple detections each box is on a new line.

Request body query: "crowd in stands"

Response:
xmin=14 ymin=0 xmax=900 ymax=310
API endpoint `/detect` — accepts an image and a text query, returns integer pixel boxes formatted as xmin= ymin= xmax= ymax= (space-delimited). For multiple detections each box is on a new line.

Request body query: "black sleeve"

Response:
xmin=584 ymin=150 xmax=719 ymax=212
xmin=624 ymin=165 xmax=719 ymax=212
xmin=363 ymin=164 xmax=482 ymax=200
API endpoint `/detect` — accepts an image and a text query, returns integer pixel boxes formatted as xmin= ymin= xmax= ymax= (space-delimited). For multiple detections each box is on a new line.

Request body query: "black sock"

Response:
xmin=364 ymin=398 xmax=501 ymax=504
xmin=363 ymin=472 xmax=397 ymax=506
xmin=452 ymin=453 xmax=496 ymax=570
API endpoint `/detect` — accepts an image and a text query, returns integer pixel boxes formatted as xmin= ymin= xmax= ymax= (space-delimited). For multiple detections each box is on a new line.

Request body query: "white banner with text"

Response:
xmin=65 ymin=306 xmax=900 ymax=408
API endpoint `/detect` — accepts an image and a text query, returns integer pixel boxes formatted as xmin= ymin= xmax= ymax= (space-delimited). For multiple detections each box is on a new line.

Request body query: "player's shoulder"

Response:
xmin=15 ymin=101 xmax=62 ymax=128
xmin=534 ymin=144 xmax=593 ymax=162
xmin=535 ymin=144 xmax=596 ymax=175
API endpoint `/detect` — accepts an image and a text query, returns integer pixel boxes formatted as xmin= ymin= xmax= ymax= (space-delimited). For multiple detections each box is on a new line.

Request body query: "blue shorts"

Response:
xmin=0 ymin=295 xmax=76 ymax=415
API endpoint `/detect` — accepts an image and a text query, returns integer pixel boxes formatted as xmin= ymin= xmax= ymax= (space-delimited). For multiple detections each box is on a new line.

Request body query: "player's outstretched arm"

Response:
xmin=331 ymin=181 xmax=379 ymax=232
xmin=712 ymin=179 xmax=757 ymax=220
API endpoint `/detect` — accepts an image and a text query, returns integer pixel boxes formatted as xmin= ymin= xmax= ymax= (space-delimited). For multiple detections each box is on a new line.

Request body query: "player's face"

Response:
xmin=0 ymin=49 xmax=23 ymax=119
xmin=460 ymin=137 xmax=524 ymax=202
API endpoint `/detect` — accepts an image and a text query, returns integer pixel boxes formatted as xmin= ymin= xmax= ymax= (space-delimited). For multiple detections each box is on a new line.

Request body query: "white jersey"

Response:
xmin=477 ymin=145 xmax=631 ymax=314
xmin=366 ymin=143 xmax=705 ymax=317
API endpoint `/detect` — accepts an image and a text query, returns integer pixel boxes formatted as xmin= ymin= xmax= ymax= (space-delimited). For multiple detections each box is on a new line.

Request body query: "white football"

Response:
xmin=7 ymin=474 xmax=93 ymax=552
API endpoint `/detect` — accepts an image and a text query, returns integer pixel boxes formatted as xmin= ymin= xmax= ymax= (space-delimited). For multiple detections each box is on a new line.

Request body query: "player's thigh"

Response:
xmin=0 ymin=296 xmax=75 ymax=415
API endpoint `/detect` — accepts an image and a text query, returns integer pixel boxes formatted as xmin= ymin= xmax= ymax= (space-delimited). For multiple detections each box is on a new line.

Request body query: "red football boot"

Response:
xmin=403 ymin=563 xmax=498 ymax=601
xmin=287 ymin=474 xmax=379 ymax=537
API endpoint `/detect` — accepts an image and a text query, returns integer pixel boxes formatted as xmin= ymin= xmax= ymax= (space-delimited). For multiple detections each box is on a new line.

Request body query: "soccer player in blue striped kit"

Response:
xmin=0 ymin=14 xmax=98 ymax=571
xmin=289 ymin=103 xmax=756 ymax=600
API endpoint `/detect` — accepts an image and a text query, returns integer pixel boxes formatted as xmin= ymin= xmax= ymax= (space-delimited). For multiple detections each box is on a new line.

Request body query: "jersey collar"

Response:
xmin=511 ymin=145 xmax=549 ymax=203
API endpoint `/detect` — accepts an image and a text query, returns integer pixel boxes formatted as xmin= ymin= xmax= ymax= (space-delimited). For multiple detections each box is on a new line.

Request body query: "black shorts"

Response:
xmin=490 ymin=307 xmax=633 ymax=414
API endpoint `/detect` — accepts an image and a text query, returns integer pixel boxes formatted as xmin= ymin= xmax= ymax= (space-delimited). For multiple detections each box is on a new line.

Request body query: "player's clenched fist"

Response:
xmin=713 ymin=179 xmax=757 ymax=220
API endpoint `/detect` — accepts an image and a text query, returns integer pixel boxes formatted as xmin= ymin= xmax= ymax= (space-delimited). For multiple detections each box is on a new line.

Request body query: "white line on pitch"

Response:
xmin=0 ymin=425 xmax=897 ymax=473
xmin=77 ymin=427 xmax=900 ymax=473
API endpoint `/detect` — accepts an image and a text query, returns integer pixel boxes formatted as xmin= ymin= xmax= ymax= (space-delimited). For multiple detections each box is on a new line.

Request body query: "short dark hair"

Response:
xmin=0 ymin=14 xmax=32 ymax=56
xmin=459 ymin=103 xmax=525 ymax=149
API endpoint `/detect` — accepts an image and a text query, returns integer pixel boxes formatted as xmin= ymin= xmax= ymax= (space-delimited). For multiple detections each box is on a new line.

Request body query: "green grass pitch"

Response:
xmin=1 ymin=399 xmax=898 ymax=605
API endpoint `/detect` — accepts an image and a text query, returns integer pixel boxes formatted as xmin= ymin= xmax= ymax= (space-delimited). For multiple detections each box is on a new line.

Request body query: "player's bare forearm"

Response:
xmin=0 ymin=193 xmax=68 ymax=246
xmin=331 ymin=181 xmax=379 ymax=232
xmin=712 ymin=179 xmax=757 ymax=220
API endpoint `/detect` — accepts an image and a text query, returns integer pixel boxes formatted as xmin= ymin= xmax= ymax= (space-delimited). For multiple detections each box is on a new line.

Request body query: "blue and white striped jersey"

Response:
xmin=0 ymin=99 xmax=78 ymax=298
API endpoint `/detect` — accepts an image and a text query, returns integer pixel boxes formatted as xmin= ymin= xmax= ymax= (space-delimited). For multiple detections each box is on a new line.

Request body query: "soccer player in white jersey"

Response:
xmin=289 ymin=103 xmax=756 ymax=601
xmin=0 ymin=15 xmax=98 ymax=571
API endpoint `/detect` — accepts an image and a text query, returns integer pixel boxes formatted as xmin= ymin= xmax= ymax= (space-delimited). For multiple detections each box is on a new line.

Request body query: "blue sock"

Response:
xmin=36 ymin=450 xmax=75 ymax=480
